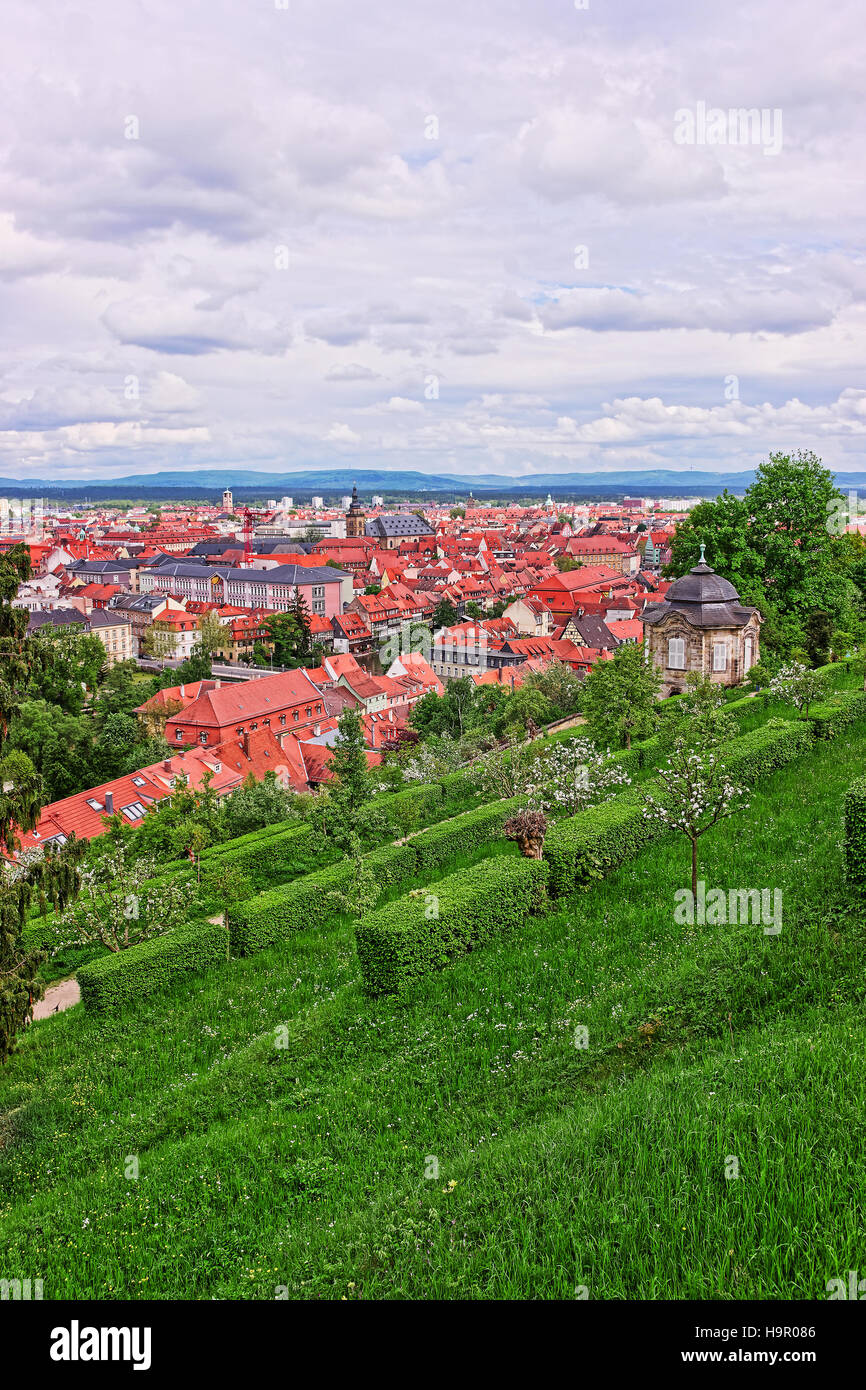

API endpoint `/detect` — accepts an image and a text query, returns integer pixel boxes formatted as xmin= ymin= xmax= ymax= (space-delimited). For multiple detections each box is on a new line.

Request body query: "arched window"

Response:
xmin=744 ymin=634 xmax=754 ymax=672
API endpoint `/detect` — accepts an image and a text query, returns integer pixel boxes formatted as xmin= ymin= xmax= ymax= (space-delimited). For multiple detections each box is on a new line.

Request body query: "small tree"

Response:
xmin=198 ymin=863 xmax=252 ymax=958
xmin=768 ymin=662 xmax=826 ymax=717
xmin=526 ymin=738 xmax=631 ymax=817
xmin=325 ymin=833 xmax=380 ymax=920
xmin=141 ymin=622 xmax=178 ymax=661
xmin=433 ymin=598 xmax=459 ymax=629
xmin=328 ymin=708 xmax=370 ymax=813
xmin=54 ymin=846 xmax=190 ymax=953
xmin=646 ymin=748 xmax=747 ymax=899
xmin=581 ymin=642 xmax=660 ymax=749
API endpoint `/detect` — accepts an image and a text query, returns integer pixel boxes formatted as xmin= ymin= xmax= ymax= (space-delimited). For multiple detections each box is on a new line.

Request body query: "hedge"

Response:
xmin=77 ymin=920 xmax=227 ymax=1014
xmin=227 ymin=840 xmax=420 ymax=956
xmin=844 ymin=775 xmax=866 ymax=890
xmin=226 ymin=793 xmax=532 ymax=956
xmin=355 ymin=856 xmax=549 ymax=996
xmin=544 ymin=718 xmax=818 ymax=897
xmin=410 ymin=795 xmax=527 ymax=873
xmin=806 ymin=691 xmax=866 ymax=740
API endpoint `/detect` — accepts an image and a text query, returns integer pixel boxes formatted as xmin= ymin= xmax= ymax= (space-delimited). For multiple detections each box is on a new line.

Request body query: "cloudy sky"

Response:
xmin=1 ymin=0 xmax=864 ymax=481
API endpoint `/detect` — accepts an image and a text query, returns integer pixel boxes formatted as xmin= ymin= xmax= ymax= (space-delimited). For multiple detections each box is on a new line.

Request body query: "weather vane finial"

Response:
xmin=699 ymin=541 xmax=706 ymax=564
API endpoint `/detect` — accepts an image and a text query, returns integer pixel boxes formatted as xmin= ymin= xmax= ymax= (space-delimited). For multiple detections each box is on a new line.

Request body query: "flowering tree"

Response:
xmin=768 ymin=662 xmax=826 ymax=718
xmin=54 ymin=845 xmax=190 ymax=953
xmin=526 ymin=738 xmax=631 ymax=817
xmin=646 ymin=748 xmax=748 ymax=898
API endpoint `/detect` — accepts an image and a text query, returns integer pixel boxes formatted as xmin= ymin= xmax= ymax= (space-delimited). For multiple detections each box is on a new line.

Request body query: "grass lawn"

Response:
xmin=0 ymin=715 xmax=864 ymax=1300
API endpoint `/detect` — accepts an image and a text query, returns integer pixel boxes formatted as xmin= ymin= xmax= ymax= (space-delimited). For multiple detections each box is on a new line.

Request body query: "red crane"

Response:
xmin=240 ymin=507 xmax=259 ymax=564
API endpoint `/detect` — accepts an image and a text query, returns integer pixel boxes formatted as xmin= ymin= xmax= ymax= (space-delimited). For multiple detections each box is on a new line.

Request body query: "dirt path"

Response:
xmin=32 ymin=978 xmax=81 ymax=1020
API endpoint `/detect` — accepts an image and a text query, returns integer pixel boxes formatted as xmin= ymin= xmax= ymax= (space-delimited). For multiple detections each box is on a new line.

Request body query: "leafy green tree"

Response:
xmin=803 ymin=610 xmax=832 ymax=667
xmin=554 ymin=555 xmax=581 ymax=573
xmin=581 ymin=642 xmax=660 ymax=748
xmin=493 ymin=686 xmax=553 ymax=741
xmin=525 ymin=660 xmax=584 ymax=718
xmin=141 ymin=622 xmax=178 ymax=661
xmin=410 ymin=677 xmax=477 ymax=739
xmin=647 ymin=747 xmax=748 ymax=898
xmin=327 ymin=708 xmax=370 ymax=812
xmin=433 ymin=598 xmax=458 ymax=629
xmin=195 ymin=609 xmax=227 ymax=661
xmin=464 ymin=601 xmax=483 ymax=620
xmin=218 ymin=771 xmax=298 ymax=839
xmin=264 ymin=599 xmax=314 ymax=668
xmin=0 ymin=547 xmax=83 ymax=1063
xmin=666 ymin=451 xmax=857 ymax=662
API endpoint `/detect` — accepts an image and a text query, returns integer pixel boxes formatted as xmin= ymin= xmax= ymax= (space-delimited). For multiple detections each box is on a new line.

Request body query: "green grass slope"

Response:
xmin=0 ymin=717 xmax=864 ymax=1300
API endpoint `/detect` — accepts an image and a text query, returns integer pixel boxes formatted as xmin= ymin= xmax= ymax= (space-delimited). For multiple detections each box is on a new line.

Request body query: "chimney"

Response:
xmin=243 ymin=732 xmax=251 ymax=757
xmin=214 ymin=678 xmax=221 ymax=688
xmin=105 ymin=791 xmax=114 ymax=814
xmin=163 ymin=758 xmax=172 ymax=772
xmin=180 ymin=683 xmax=185 ymax=698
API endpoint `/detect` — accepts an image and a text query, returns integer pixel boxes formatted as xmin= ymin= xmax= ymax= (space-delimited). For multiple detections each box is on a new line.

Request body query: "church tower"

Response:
xmin=345 ymin=484 xmax=366 ymax=539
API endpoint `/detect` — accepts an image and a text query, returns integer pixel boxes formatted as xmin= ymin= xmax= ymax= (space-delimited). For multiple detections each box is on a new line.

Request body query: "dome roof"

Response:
xmin=641 ymin=547 xmax=757 ymax=630
xmin=665 ymin=560 xmax=740 ymax=606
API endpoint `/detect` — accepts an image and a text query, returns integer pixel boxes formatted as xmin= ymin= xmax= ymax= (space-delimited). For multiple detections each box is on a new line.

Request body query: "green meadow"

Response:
xmin=0 ymin=710 xmax=864 ymax=1300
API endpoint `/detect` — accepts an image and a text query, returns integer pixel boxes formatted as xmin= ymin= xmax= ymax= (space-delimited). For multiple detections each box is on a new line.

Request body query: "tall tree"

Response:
xmin=327 ymin=708 xmax=370 ymax=813
xmin=0 ymin=546 xmax=83 ymax=1064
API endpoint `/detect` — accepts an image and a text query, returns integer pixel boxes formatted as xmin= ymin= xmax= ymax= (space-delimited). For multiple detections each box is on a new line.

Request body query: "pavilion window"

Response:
xmin=713 ymin=641 xmax=727 ymax=672
xmin=667 ymin=637 xmax=686 ymax=669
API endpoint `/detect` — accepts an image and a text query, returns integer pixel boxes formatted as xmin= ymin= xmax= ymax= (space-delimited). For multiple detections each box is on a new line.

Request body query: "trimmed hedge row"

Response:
xmin=844 ymin=774 xmax=866 ymax=890
xmin=226 ymin=795 xmax=527 ymax=956
xmin=806 ymin=690 xmax=866 ymax=740
xmin=544 ymin=718 xmax=818 ymax=897
xmin=77 ymin=920 xmax=228 ymax=1013
xmin=355 ymin=856 xmax=549 ymax=996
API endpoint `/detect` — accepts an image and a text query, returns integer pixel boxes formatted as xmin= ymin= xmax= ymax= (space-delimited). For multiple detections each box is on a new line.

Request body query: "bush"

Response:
xmin=543 ymin=783 xmax=662 ymax=895
xmin=77 ymin=920 xmax=227 ymax=1014
xmin=355 ymin=856 xmax=549 ymax=996
xmin=410 ymin=795 xmax=527 ymax=874
xmin=844 ymin=775 xmax=866 ymax=890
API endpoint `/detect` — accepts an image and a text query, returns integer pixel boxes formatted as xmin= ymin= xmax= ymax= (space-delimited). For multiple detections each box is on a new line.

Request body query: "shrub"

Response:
xmin=504 ymin=810 xmax=547 ymax=858
xmin=410 ymin=795 xmax=527 ymax=874
xmin=543 ymin=783 xmax=662 ymax=895
xmin=227 ymin=796 xmax=526 ymax=955
xmin=355 ymin=856 xmax=549 ymax=996
xmin=844 ymin=775 xmax=866 ymax=890
xmin=77 ymin=920 xmax=227 ymax=1014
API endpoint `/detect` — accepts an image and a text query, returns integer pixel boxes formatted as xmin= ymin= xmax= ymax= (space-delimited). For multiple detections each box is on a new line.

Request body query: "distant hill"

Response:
xmin=2 ymin=465 xmax=866 ymax=502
